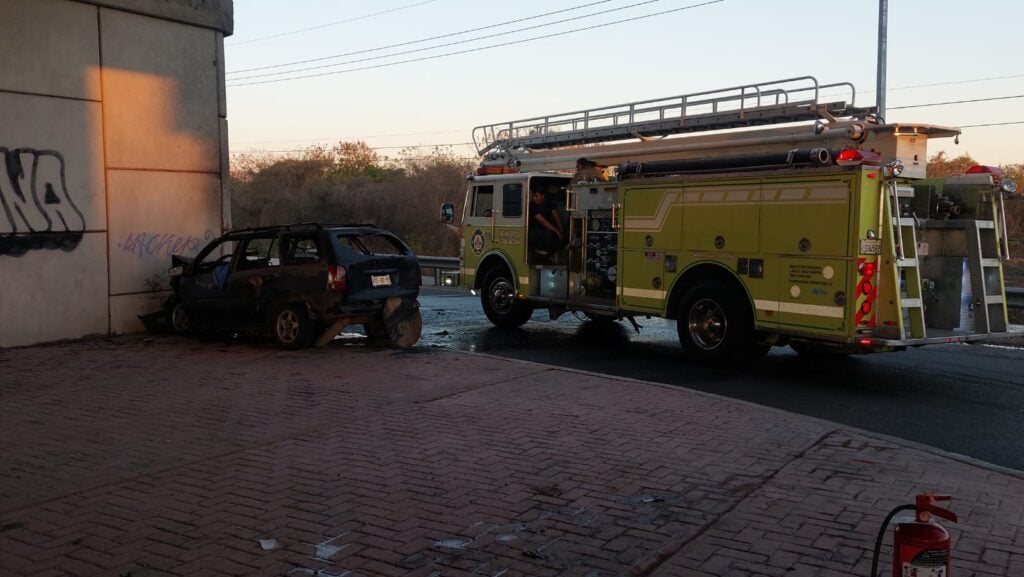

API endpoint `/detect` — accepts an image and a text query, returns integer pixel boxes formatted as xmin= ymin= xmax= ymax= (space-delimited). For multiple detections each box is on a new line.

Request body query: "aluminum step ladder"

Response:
xmin=473 ymin=76 xmax=875 ymax=155
xmin=889 ymin=183 xmax=927 ymax=339
xmin=965 ymin=219 xmax=1008 ymax=333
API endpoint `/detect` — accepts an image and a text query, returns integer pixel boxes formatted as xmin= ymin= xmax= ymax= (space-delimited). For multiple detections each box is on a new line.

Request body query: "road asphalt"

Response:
xmin=1 ymin=334 xmax=1021 ymax=576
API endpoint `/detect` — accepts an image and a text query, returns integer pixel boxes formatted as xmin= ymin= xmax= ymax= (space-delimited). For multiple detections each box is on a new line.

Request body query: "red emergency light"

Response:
xmin=835 ymin=149 xmax=882 ymax=167
xmin=965 ymin=165 xmax=1005 ymax=175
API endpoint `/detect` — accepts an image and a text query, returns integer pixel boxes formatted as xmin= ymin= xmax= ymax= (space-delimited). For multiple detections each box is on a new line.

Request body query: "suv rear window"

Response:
xmin=336 ymin=233 xmax=409 ymax=256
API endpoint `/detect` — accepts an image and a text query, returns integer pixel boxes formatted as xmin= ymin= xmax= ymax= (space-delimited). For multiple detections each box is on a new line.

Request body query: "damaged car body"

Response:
xmin=165 ymin=223 xmax=422 ymax=349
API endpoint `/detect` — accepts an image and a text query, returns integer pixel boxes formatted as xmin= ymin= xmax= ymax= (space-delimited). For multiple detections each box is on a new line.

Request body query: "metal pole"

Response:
xmin=876 ymin=0 xmax=888 ymax=121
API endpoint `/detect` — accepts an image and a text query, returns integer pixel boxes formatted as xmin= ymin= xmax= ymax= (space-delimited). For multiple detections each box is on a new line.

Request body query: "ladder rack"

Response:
xmin=472 ymin=76 xmax=874 ymax=156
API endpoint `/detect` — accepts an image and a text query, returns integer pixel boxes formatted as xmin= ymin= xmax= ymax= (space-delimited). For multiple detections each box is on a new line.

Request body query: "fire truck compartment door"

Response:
xmin=619 ymin=185 xmax=685 ymax=311
xmin=768 ymin=257 xmax=848 ymax=332
xmin=760 ymin=177 xmax=853 ymax=257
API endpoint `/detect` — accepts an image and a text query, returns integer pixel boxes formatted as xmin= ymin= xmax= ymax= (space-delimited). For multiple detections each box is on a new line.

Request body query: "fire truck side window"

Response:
xmin=502 ymin=183 xmax=522 ymax=218
xmin=471 ymin=185 xmax=494 ymax=217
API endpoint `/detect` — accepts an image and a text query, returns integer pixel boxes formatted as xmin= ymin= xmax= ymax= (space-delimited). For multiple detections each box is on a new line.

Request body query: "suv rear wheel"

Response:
xmin=271 ymin=303 xmax=314 ymax=349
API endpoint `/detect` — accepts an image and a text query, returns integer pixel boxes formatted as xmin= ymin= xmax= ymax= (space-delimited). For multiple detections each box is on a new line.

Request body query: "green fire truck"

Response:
xmin=440 ymin=76 xmax=1020 ymax=363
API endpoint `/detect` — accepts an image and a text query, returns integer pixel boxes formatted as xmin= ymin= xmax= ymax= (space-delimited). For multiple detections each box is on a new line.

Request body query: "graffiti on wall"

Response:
xmin=117 ymin=229 xmax=215 ymax=291
xmin=116 ymin=229 xmax=215 ymax=259
xmin=0 ymin=148 xmax=86 ymax=256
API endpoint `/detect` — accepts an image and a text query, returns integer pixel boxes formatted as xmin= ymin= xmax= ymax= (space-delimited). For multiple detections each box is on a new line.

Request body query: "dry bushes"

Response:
xmin=229 ymin=143 xmax=470 ymax=256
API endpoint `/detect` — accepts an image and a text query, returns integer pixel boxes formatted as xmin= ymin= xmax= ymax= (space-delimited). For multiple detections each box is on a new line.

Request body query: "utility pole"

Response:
xmin=876 ymin=0 xmax=888 ymax=121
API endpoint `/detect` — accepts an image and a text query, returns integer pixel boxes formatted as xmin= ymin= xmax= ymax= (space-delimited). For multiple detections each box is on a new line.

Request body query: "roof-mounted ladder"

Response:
xmin=472 ymin=76 xmax=874 ymax=156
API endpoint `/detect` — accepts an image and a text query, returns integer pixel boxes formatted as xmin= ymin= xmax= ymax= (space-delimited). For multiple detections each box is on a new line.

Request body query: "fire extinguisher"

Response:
xmin=870 ymin=493 xmax=958 ymax=576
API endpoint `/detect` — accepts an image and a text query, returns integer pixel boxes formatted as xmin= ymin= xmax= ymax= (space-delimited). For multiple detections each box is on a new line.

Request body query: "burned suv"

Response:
xmin=165 ymin=223 xmax=422 ymax=349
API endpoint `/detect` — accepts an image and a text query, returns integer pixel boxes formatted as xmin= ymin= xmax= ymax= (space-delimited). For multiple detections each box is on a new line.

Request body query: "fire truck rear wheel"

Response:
xmin=481 ymin=268 xmax=533 ymax=328
xmin=676 ymin=281 xmax=761 ymax=365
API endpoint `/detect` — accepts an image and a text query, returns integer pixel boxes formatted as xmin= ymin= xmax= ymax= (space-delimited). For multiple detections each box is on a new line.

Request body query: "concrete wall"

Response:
xmin=0 ymin=0 xmax=232 ymax=347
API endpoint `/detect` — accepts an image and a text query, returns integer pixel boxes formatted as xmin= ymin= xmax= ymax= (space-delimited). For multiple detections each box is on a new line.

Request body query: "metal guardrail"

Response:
xmin=417 ymin=255 xmax=460 ymax=286
xmin=1009 ymin=287 xmax=1024 ymax=310
xmin=417 ymin=255 xmax=459 ymax=269
xmin=417 ymin=254 xmax=1024 ymax=307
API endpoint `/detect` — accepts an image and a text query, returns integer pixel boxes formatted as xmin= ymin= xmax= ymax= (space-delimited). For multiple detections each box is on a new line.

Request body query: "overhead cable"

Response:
xmin=889 ymin=94 xmax=1024 ymax=110
xmin=228 ymin=1 xmax=438 ymax=46
xmin=227 ymin=0 xmax=725 ymax=87
xmin=228 ymin=0 xmax=614 ymax=74
xmin=229 ymin=0 xmax=668 ymax=81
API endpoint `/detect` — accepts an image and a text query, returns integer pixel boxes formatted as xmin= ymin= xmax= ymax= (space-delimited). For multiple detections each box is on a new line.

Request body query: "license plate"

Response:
xmin=371 ymin=274 xmax=391 ymax=287
xmin=860 ymin=239 xmax=882 ymax=255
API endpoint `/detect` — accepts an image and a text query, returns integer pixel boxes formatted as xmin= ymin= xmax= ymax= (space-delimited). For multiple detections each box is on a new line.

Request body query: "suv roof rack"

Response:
xmin=225 ymin=223 xmax=382 ymax=235
xmin=472 ymin=76 xmax=874 ymax=156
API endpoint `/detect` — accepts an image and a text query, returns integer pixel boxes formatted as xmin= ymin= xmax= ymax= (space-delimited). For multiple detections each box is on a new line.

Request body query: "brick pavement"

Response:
xmin=1 ymin=335 xmax=1022 ymax=576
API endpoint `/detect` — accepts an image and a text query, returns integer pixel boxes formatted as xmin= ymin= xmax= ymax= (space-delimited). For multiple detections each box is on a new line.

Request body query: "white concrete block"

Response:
xmin=84 ymin=0 xmax=233 ymax=34
xmin=107 ymin=170 xmax=222 ymax=295
xmin=0 ymin=91 xmax=106 ymax=242
xmin=0 ymin=232 xmax=109 ymax=348
xmin=0 ymin=0 xmax=102 ymax=100
xmin=100 ymin=8 xmax=221 ymax=173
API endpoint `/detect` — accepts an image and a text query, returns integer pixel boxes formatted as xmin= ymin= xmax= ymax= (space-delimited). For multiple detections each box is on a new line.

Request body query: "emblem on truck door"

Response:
xmin=471 ymin=229 xmax=485 ymax=256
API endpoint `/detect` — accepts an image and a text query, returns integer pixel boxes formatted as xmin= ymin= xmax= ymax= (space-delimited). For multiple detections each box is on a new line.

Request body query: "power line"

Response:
xmin=889 ymin=73 xmax=1024 ymax=92
xmin=229 ymin=80 xmax=1024 ymax=150
xmin=960 ymin=120 xmax=1024 ymax=128
xmin=231 ymin=143 xmax=473 ymax=154
xmin=228 ymin=0 xmax=614 ymax=75
xmin=815 ymin=73 xmax=1024 ymax=107
xmin=227 ymin=0 xmax=725 ymax=87
xmin=227 ymin=1 xmax=438 ymax=46
xmin=228 ymin=0 xmax=669 ymax=82
xmin=889 ymin=94 xmax=1024 ymax=110
xmin=233 ymin=102 xmax=1024 ymax=152
xmin=233 ymin=129 xmax=465 ymax=146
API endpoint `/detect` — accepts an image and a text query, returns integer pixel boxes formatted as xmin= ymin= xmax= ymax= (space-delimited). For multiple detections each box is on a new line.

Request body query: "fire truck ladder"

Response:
xmin=967 ymin=218 xmax=1008 ymax=333
xmin=888 ymin=182 xmax=927 ymax=339
xmin=472 ymin=76 xmax=874 ymax=156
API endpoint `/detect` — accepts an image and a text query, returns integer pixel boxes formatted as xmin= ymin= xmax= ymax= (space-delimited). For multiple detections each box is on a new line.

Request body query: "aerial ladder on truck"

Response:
xmin=443 ymin=76 xmax=1019 ymax=362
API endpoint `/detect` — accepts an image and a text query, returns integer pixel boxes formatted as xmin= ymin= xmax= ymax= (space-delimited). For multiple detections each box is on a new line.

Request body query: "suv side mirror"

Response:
xmin=440 ymin=203 xmax=455 ymax=224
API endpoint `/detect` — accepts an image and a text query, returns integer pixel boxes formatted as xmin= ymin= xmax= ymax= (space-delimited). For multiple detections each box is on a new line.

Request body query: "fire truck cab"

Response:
xmin=443 ymin=76 xmax=1020 ymax=363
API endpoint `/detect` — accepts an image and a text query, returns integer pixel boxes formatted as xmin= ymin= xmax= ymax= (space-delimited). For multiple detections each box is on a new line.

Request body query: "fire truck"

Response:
xmin=440 ymin=76 xmax=1020 ymax=363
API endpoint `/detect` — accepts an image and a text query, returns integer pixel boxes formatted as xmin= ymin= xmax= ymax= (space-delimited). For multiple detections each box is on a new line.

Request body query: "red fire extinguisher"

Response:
xmin=870 ymin=493 xmax=958 ymax=577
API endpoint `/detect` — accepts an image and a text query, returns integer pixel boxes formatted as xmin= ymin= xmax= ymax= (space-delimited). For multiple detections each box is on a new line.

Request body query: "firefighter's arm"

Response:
xmin=534 ymin=212 xmax=562 ymax=238
xmin=548 ymin=208 xmax=565 ymax=237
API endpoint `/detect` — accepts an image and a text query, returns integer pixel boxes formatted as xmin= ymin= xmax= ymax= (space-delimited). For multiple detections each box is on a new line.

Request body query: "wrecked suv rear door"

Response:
xmin=330 ymin=230 xmax=420 ymax=306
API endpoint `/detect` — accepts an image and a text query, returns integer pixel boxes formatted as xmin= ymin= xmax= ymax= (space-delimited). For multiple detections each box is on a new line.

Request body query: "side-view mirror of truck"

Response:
xmin=440 ymin=203 xmax=455 ymax=224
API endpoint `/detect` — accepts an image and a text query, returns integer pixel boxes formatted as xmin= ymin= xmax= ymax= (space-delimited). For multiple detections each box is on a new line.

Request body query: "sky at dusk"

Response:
xmin=225 ymin=0 xmax=1024 ymax=165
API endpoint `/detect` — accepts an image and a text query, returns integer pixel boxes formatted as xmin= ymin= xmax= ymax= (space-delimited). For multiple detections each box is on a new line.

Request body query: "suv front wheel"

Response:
xmin=168 ymin=300 xmax=192 ymax=334
xmin=271 ymin=303 xmax=314 ymax=349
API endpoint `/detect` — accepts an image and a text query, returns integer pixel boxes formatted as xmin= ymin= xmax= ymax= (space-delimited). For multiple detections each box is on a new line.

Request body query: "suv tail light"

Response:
xmin=328 ymin=265 xmax=347 ymax=292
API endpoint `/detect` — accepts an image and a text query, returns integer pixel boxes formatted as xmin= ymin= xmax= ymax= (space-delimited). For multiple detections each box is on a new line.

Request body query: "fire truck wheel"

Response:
xmin=676 ymin=281 xmax=758 ymax=365
xmin=481 ymin=268 xmax=533 ymax=328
